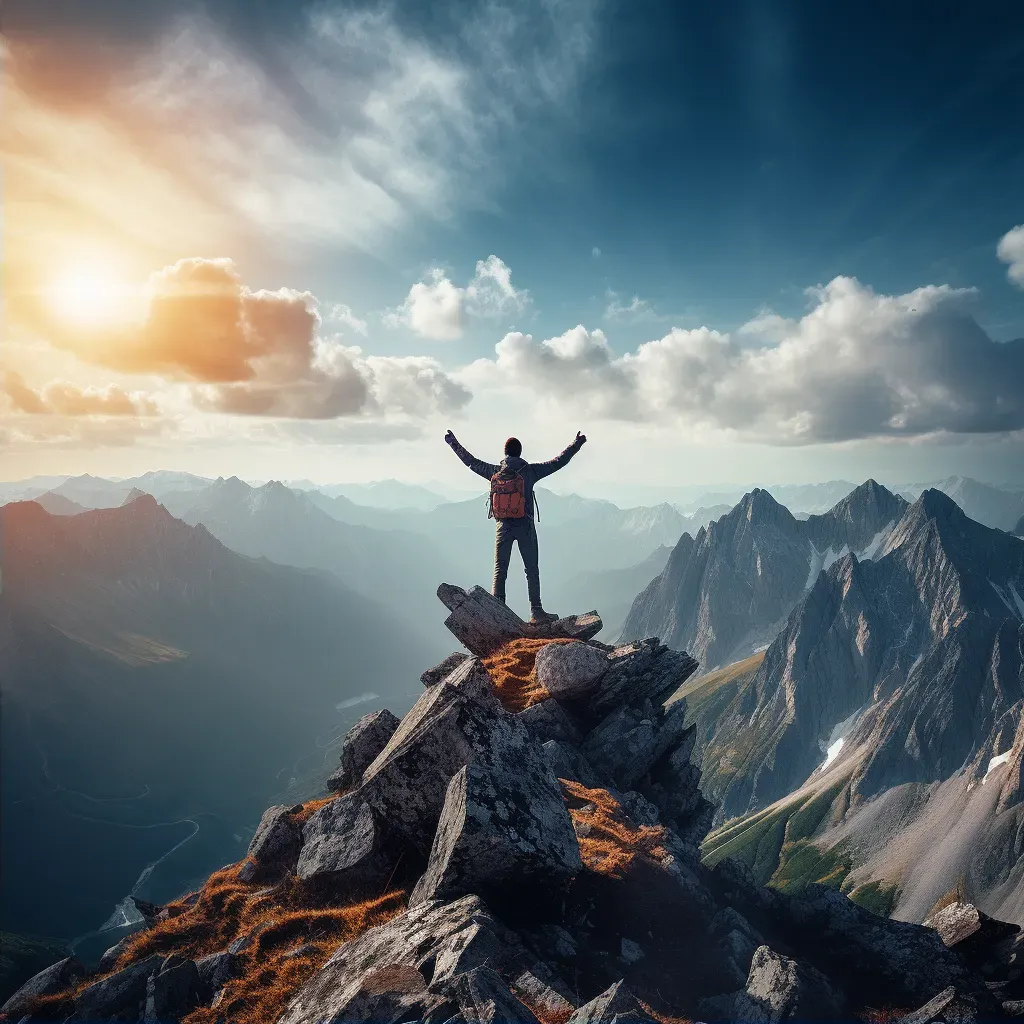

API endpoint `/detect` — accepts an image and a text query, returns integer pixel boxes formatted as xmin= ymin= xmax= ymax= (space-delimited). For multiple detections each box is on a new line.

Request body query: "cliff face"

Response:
xmin=621 ymin=480 xmax=907 ymax=666
xmin=6 ymin=583 xmax=1023 ymax=1024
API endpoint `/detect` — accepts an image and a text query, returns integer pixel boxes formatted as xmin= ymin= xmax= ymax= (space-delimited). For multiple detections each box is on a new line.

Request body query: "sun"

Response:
xmin=45 ymin=263 xmax=134 ymax=328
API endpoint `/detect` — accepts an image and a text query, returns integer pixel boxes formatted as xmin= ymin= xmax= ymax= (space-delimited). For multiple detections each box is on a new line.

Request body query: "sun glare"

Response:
xmin=46 ymin=263 xmax=135 ymax=327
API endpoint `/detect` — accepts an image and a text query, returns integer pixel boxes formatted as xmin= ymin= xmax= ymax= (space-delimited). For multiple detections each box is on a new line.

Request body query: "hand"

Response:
xmin=575 ymin=431 xmax=587 ymax=445
xmin=444 ymin=429 xmax=456 ymax=446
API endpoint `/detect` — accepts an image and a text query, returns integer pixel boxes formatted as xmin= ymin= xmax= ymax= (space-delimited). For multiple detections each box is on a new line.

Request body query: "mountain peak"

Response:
xmin=914 ymin=486 xmax=961 ymax=521
xmin=120 ymin=487 xmax=149 ymax=506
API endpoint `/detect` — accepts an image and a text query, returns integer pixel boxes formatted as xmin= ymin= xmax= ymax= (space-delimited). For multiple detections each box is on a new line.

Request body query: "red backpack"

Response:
xmin=488 ymin=469 xmax=527 ymax=520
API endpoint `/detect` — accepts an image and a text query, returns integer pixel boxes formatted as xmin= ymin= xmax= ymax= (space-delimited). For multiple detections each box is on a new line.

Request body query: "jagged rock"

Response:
xmin=566 ymin=980 xmax=658 ymax=1023
xmin=541 ymin=739 xmax=604 ymax=788
xmin=422 ymin=652 xmax=473 ymax=686
xmin=143 ymin=958 xmax=201 ymax=1022
xmin=583 ymin=640 xmax=698 ymax=720
xmin=451 ymin=966 xmax=541 ymax=1023
xmin=74 ymin=954 xmax=163 ymax=1020
xmin=739 ymin=945 xmax=845 ymax=1022
xmin=534 ymin=641 xmax=610 ymax=699
xmin=926 ymin=902 xmax=1020 ymax=960
xmin=582 ymin=698 xmax=688 ymax=790
xmin=296 ymin=792 xmax=395 ymax=892
xmin=620 ymin=938 xmax=645 ymax=963
xmin=97 ymin=937 xmax=131 ymax=973
xmin=130 ymin=896 xmax=163 ymax=927
xmin=327 ymin=709 xmax=402 ymax=792
xmin=410 ymin=756 xmax=581 ymax=908
xmin=620 ymin=790 xmax=661 ymax=826
xmin=641 ymin=735 xmax=703 ymax=826
xmin=361 ymin=658 xmax=558 ymax=855
xmin=0 ymin=956 xmax=85 ymax=1018
xmin=898 ymin=986 xmax=978 ymax=1024
xmin=517 ymin=699 xmax=583 ymax=745
xmin=195 ymin=950 xmax=240 ymax=995
xmin=278 ymin=896 xmax=538 ymax=1024
xmin=510 ymin=961 xmax=577 ymax=1020
xmin=238 ymin=804 xmax=302 ymax=882
xmin=437 ymin=584 xmax=601 ymax=658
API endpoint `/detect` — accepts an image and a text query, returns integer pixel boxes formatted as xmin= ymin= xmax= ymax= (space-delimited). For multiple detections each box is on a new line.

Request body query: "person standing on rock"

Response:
xmin=444 ymin=430 xmax=587 ymax=625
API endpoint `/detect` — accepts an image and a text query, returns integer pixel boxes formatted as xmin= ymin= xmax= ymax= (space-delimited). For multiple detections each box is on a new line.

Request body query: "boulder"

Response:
xmin=422 ymin=652 xmax=473 ymax=686
xmin=583 ymin=699 xmax=678 ymax=790
xmin=898 ymin=986 xmax=978 ymax=1024
xmin=361 ymin=658 xmax=558 ymax=856
xmin=565 ymin=981 xmax=658 ymax=1023
xmin=296 ymin=792 xmax=396 ymax=893
xmin=143 ymin=958 xmax=201 ymax=1022
xmin=534 ymin=642 xmax=610 ymax=699
xmin=278 ymin=896 xmax=532 ymax=1024
xmin=509 ymin=961 xmax=577 ymax=1021
xmin=541 ymin=740 xmax=605 ymax=789
xmin=327 ymin=709 xmax=402 ymax=792
xmin=437 ymin=584 xmax=602 ymax=658
xmin=410 ymin=756 xmax=581 ymax=908
xmin=0 ymin=956 xmax=85 ymax=1019
xmin=583 ymin=640 xmax=698 ymax=720
xmin=74 ymin=954 xmax=163 ymax=1020
xmin=926 ymin=902 xmax=1020 ymax=962
xmin=129 ymin=896 xmax=163 ymax=927
xmin=195 ymin=950 xmax=240 ymax=996
xmin=451 ymin=966 xmax=541 ymax=1024
xmin=97 ymin=937 xmax=131 ymax=973
xmin=238 ymin=804 xmax=302 ymax=882
xmin=516 ymin=699 xmax=583 ymax=745
xmin=739 ymin=945 xmax=845 ymax=1022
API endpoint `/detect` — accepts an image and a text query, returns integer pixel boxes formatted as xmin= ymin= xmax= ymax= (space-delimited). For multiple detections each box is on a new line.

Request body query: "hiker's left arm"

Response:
xmin=445 ymin=430 xmax=499 ymax=479
xmin=531 ymin=431 xmax=587 ymax=480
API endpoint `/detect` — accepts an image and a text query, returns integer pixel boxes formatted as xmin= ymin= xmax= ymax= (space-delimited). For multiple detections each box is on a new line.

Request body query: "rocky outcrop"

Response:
xmin=12 ymin=579 xmax=1019 ymax=1024
xmin=534 ymin=641 xmax=610 ymax=699
xmin=0 ymin=957 xmax=85 ymax=1019
xmin=326 ymin=708 xmax=401 ymax=792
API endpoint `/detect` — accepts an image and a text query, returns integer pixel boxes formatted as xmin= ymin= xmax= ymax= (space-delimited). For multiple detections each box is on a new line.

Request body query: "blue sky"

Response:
xmin=3 ymin=0 xmax=1023 ymax=492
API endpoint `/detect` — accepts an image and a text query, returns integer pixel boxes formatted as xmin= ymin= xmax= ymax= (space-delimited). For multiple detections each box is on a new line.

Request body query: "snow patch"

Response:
xmin=991 ymin=581 xmax=1022 ymax=620
xmin=856 ymin=520 xmax=896 ymax=561
xmin=805 ymin=542 xmax=851 ymax=590
xmin=817 ymin=706 xmax=863 ymax=772
xmin=983 ymin=749 xmax=1013 ymax=784
xmin=822 ymin=737 xmax=845 ymax=770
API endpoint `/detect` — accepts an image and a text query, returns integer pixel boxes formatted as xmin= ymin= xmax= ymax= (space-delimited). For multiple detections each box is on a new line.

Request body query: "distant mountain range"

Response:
xmin=904 ymin=476 xmax=1024 ymax=534
xmin=675 ymin=488 xmax=1024 ymax=925
xmin=622 ymin=480 xmax=908 ymax=668
xmin=0 ymin=496 xmax=427 ymax=946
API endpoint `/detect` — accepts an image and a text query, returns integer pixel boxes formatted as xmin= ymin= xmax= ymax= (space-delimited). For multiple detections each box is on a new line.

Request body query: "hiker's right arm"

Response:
xmin=445 ymin=431 xmax=498 ymax=479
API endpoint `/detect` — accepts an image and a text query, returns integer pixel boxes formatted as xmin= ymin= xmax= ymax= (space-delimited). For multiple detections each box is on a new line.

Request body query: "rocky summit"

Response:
xmin=6 ymin=583 xmax=1024 ymax=1024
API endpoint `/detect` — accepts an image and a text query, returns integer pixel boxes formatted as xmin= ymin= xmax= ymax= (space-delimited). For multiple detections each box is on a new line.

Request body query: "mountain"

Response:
xmin=47 ymin=474 xmax=135 ymax=509
xmin=697 ymin=490 xmax=1024 ymax=923
xmin=118 ymin=471 xmax=212 ymax=499
xmin=0 ymin=497 xmax=427 ymax=947
xmin=120 ymin=487 xmax=148 ymax=505
xmin=30 ymin=491 xmax=87 ymax=516
xmin=1015 ymin=515 xmax=1024 ymax=538
xmin=903 ymin=476 xmax=1024 ymax=532
xmin=318 ymin=479 xmax=453 ymax=511
xmin=179 ymin=478 xmax=452 ymax=652
xmin=4 ymin=583 xmax=1015 ymax=1024
xmin=622 ymin=480 xmax=907 ymax=670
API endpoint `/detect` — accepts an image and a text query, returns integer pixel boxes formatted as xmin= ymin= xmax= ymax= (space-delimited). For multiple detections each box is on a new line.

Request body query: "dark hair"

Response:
xmin=504 ymin=437 xmax=522 ymax=458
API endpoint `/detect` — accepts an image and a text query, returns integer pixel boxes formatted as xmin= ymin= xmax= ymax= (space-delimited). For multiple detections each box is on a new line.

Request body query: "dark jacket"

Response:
xmin=448 ymin=437 xmax=583 ymax=519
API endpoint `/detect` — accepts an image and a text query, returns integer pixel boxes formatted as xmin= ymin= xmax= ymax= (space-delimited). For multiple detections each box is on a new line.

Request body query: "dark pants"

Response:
xmin=493 ymin=517 xmax=542 ymax=612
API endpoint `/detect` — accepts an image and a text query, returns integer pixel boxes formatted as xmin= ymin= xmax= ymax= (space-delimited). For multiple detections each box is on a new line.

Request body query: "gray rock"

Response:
xmin=327 ymin=709 xmax=401 ymax=792
xmin=582 ymin=700 xmax=666 ymax=790
xmin=509 ymin=961 xmax=577 ymax=1021
xmin=97 ymin=938 xmax=130 ymax=973
xmin=534 ymin=641 xmax=610 ymax=699
xmin=423 ymin=652 xmax=473 ymax=686
xmin=516 ymin=699 xmax=582 ymax=745
xmin=585 ymin=641 xmax=699 ymax=720
xmin=278 ymin=895 xmax=531 ymax=1024
xmin=239 ymin=804 xmax=301 ymax=882
xmin=0 ymin=957 xmax=85 ymax=1018
xmin=361 ymin=658 xmax=559 ymax=855
xmin=296 ymin=792 xmax=395 ymax=892
xmin=898 ymin=986 xmax=978 ymax=1024
xmin=566 ymin=980 xmax=658 ymax=1023
xmin=927 ymin=902 xmax=1020 ymax=953
xmin=195 ymin=950 xmax=240 ymax=994
xmin=410 ymin=756 xmax=581 ymax=908
xmin=541 ymin=740 xmax=604 ymax=788
xmin=130 ymin=896 xmax=163 ymax=927
xmin=620 ymin=938 xmax=645 ymax=963
xmin=451 ymin=967 xmax=540 ymax=1024
xmin=437 ymin=584 xmax=601 ymax=658
xmin=620 ymin=790 xmax=661 ymax=827
xmin=741 ymin=945 xmax=845 ymax=1022
xmin=143 ymin=958 xmax=201 ymax=1022
xmin=74 ymin=955 xmax=163 ymax=1020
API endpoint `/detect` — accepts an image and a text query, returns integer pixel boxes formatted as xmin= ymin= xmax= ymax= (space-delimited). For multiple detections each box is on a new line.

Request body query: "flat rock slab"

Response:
xmin=927 ymin=902 xmax=1020 ymax=955
xmin=422 ymin=652 xmax=473 ymax=687
xmin=410 ymin=757 xmax=581 ymax=908
xmin=898 ymin=986 xmax=979 ymax=1024
xmin=437 ymin=584 xmax=602 ymax=657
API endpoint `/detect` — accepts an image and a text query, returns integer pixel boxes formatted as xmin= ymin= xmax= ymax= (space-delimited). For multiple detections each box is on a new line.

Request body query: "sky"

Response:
xmin=3 ymin=0 xmax=1023 ymax=496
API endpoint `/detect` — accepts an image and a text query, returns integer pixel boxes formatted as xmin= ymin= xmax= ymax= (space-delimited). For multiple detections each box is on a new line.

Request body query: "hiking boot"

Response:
xmin=529 ymin=609 xmax=559 ymax=626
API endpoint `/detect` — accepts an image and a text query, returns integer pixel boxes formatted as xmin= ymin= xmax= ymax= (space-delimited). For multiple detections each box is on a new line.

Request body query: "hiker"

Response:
xmin=444 ymin=429 xmax=587 ymax=625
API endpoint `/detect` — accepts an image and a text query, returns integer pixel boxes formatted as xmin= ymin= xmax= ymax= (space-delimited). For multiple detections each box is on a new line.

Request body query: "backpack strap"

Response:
xmin=534 ymin=490 xmax=541 ymax=524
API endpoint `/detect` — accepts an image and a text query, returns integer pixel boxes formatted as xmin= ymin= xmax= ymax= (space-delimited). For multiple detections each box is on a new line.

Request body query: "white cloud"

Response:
xmin=604 ymin=291 xmax=654 ymax=321
xmin=388 ymin=255 xmax=528 ymax=340
xmin=467 ymin=276 xmax=1024 ymax=443
xmin=3 ymin=371 xmax=159 ymax=418
xmin=997 ymin=225 xmax=1024 ymax=288
xmin=591 ymin=246 xmax=602 ymax=258
xmin=325 ymin=304 xmax=368 ymax=335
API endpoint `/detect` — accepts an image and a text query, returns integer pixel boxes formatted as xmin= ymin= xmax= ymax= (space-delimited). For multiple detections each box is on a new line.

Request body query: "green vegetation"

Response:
xmin=847 ymin=880 xmax=900 ymax=918
xmin=670 ymin=651 xmax=765 ymax=709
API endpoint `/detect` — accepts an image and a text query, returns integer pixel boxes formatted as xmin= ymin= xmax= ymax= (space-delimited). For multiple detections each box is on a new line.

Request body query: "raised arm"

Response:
xmin=530 ymin=431 xmax=587 ymax=481
xmin=444 ymin=430 xmax=499 ymax=480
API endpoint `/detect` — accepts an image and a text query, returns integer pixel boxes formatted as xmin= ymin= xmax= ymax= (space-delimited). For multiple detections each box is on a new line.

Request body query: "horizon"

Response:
xmin=2 ymin=0 xmax=1022 ymax=490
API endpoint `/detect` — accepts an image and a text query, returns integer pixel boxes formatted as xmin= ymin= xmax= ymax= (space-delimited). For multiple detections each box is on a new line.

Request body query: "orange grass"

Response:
xmin=482 ymin=637 xmax=575 ymax=713
xmin=561 ymin=780 xmax=669 ymax=880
